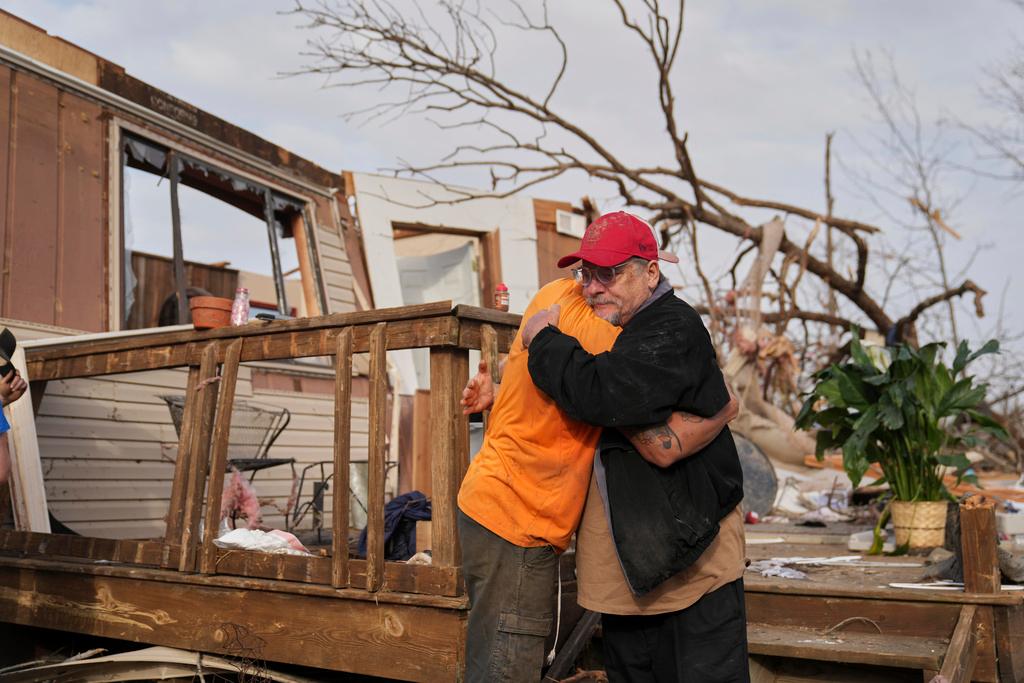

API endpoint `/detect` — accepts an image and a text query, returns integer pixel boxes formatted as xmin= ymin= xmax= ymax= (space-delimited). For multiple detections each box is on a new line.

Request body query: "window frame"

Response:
xmin=111 ymin=120 xmax=327 ymax=329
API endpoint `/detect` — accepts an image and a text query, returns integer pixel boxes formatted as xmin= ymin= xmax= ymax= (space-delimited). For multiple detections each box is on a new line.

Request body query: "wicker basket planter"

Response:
xmin=891 ymin=500 xmax=948 ymax=548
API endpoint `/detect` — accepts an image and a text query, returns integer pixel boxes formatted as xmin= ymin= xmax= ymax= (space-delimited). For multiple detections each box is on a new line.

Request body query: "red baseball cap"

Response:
xmin=557 ymin=211 xmax=679 ymax=268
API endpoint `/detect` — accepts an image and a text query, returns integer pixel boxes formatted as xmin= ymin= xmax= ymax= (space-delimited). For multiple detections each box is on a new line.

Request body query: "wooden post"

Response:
xmin=179 ymin=343 xmax=219 ymax=572
xmin=165 ymin=365 xmax=200 ymax=547
xmin=937 ymin=604 xmax=978 ymax=683
xmin=5 ymin=348 xmax=49 ymax=532
xmin=429 ymin=344 xmax=470 ymax=568
xmin=480 ymin=324 xmax=498 ymax=431
xmin=411 ymin=390 xmax=432 ymax=498
xmin=365 ymin=323 xmax=388 ymax=592
xmin=961 ymin=496 xmax=1000 ymax=594
xmin=332 ymin=328 xmax=353 ymax=588
xmin=994 ymin=604 xmax=1024 ymax=682
xmin=167 ymin=150 xmax=189 ymax=325
xmin=199 ymin=338 xmax=242 ymax=574
xmin=291 ymin=213 xmax=322 ymax=317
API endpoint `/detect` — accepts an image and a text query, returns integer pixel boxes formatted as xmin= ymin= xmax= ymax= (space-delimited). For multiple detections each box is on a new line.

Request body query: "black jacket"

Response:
xmin=527 ymin=289 xmax=743 ymax=595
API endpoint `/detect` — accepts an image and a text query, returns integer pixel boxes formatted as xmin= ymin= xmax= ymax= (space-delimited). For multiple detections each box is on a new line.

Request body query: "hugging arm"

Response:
xmin=461 ymin=352 xmax=738 ymax=467
xmin=625 ymin=389 xmax=739 ymax=467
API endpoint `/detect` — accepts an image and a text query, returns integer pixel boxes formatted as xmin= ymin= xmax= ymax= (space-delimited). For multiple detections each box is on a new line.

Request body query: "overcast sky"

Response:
xmin=5 ymin=0 xmax=1023 ymax=345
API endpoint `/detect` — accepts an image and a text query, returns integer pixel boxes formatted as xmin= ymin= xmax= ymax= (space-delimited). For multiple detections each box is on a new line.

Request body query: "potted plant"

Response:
xmin=795 ymin=334 xmax=1008 ymax=549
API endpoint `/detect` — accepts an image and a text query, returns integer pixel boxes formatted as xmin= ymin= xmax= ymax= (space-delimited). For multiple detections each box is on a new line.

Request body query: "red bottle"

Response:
xmin=493 ymin=283 xmax=509 ymax=311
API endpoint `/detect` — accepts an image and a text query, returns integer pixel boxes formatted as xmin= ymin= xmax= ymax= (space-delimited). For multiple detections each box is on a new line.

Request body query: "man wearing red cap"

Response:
xmin=521 ymin=211 xmax=748 ymax=682
xmin=456 ymin=212 xmax=739 ymax=682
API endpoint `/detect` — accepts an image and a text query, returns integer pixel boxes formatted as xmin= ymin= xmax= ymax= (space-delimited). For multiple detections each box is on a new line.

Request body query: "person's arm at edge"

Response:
xmin=0 ymin=399 xmax=9 ymax=485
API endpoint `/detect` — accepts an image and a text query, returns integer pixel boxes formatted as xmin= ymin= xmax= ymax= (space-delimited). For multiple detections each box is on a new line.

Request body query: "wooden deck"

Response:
xmin=0 ymin=302 xmax=1021 ymax=681
xmin=0 ymin=302 xmax=518 ymax=682
xmin=744 ymin=528 xmax=1024 ymax=682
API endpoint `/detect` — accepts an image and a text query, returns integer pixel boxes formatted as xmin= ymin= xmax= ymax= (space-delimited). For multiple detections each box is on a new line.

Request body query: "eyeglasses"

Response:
xmin=572 ymin=263 xmax=630 ymax=287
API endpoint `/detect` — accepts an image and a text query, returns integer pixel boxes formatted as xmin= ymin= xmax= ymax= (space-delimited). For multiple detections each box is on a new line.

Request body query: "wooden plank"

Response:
xmin=200 ymin=338 xmax=242 ymax=574
xmin=938 ymin=604 xmax=977 ymax=683
xmin=26 ymin=316 xmax=461 ymax=380
xmin=29 ymin=379 xmax=46 ymax=418
xmin=365 ymin=322 xmax=387 ymax=592
xmin=0 ymin=529 xmax=178 ymax=566
xmin=747 ymin=592 xmax=1000 ymax=682
xmin=26 ymin=301 xmax=456 ymax=361
xmin=292 ymin=213 xmax=322 ymax=317
xmin=0 ymin=562 xmax=466 ymax=682
xmin=961 ymin=497 xmax=1000 ymax=594
xmin=746 ymin=592 xmax=961 ymax=638
xmin=178 ymin=344 xmax=218 ymax=572
xmin=457 ymin=317 xmax=518 ymax=354
xmin=746 ymin=623 xmax=945 ymax=670
xmin=479 ymin=323 xmax=499 ymax=431
xmin=0 ymin=66 xmax=11 ymax=307
xmin=743 ymin=575 xmax=1023 ymax=606
xmin=5 ymin=73 xmax=58 ymax=325
xmin=542 ymin=610 xmax=601 ymax=682
xmin=5 ymin=347 xmax=49 ymax=532
xmin=429 ymin=345 xmax=469 ymax=568
xmin=56 ymin=91 xmax=105 ymax=332
xmin=209 ymin=550 xmax=462 ymax=598
xmin=411 ymin=389 xmax=432 ymax=498
xmin=452 ymin=304 xmax=521 ymax=328
xmin=332 ymin=327 xmax=353 ymax=588
xmin=994 ymin=604 xmax=1024 ymax=683
xmin=478 ymin=229 xmax=502 ymax=307
xmin=973 ymin=605 xmax=999 ymax=683
xmin=0 ymin=553 xmax=465 ymax=607
xmin=164 ymin=365 xmax=199 ymax=545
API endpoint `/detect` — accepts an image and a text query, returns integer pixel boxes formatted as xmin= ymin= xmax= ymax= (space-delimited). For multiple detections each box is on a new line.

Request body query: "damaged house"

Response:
xmin=1 ymin=10 xmax=1022 ymax=683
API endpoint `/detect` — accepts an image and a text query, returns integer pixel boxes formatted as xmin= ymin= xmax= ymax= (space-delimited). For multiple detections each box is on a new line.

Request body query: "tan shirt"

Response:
xmin=576 ymin=471 xmax=746 ymax=615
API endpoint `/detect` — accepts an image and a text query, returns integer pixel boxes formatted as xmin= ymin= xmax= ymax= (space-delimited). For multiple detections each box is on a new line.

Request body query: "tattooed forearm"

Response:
xmin=627 ymin=423 xmax=684 ymax=452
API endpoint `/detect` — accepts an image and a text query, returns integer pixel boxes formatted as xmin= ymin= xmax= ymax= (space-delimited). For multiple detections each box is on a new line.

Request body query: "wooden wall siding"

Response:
xmin=532 ymin=198 xmax=578 ymax=286
xmin=313 ymin=194 xmax=356 ymax=314
xmin=0 ymin=66 xmax=105 ymax=331
xmin=35 ymin=367 xmax=370 ymax=539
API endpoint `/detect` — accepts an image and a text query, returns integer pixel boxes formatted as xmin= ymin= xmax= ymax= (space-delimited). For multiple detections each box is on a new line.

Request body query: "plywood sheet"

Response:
xmin=5 ymin=73 xmax=59 ymax=324
xmin=57 ymin=90 xmax=105 ymax=331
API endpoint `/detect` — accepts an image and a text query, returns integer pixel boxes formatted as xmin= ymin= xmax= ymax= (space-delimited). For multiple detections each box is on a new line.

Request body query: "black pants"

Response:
xmin=602 ymin=578 xmax=749 ymax=683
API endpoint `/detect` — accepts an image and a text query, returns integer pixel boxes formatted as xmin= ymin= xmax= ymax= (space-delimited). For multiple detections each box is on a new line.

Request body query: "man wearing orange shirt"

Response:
xmin=457 ymin=232 xmax=737 ymax=681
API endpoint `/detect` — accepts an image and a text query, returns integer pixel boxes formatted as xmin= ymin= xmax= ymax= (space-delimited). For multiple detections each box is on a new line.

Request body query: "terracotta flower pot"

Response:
xmin=890 ymin=500 xmax=948 ymax=548
xmin=189 ymin=296 xmax=232 ymax=330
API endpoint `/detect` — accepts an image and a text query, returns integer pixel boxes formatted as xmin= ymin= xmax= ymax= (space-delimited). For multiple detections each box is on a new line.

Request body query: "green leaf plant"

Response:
xmin=795 ymin=333 xmax=1009 ymax=504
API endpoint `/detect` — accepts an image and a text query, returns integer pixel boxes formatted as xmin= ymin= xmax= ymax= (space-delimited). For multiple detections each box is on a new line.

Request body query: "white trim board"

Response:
xmin=6 ymin=347 xmax=50 ymax=532
xmin=352 ymin=172 xmax=538 ymax=393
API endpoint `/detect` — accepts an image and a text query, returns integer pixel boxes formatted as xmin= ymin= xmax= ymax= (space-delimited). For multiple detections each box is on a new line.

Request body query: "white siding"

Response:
xmin=3 ymin=319 xmax=372 ymax=540
xmin=313 ymin=195 xmax=358 ymax=315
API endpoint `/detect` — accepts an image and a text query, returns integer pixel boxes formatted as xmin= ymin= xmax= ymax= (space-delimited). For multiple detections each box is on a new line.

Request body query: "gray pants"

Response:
xmin=458 ymin=509 xmax=558 ymax=683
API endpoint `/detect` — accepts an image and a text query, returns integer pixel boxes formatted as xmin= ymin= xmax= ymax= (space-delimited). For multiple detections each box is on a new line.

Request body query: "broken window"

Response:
xmin=120 ymin=132 xmax=322 ymax=329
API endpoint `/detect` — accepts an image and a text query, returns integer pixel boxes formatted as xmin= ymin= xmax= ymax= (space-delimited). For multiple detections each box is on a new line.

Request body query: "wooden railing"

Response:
xmin=6 ymin=302 xmax=519 ymax=600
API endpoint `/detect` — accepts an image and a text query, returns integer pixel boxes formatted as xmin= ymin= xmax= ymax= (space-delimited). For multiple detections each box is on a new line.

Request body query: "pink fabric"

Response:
xmin=221 ymin=468 xmax=263 ymax=529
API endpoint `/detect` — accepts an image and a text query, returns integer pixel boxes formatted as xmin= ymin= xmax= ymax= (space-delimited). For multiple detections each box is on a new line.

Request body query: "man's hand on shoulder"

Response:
xmin=521 ymin=303 xmax=561 ymax=348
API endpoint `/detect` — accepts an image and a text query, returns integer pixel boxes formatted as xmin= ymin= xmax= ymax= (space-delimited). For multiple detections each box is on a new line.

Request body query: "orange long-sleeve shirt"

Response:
xmin=457 ymin=279 xmax=620 ymax=551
